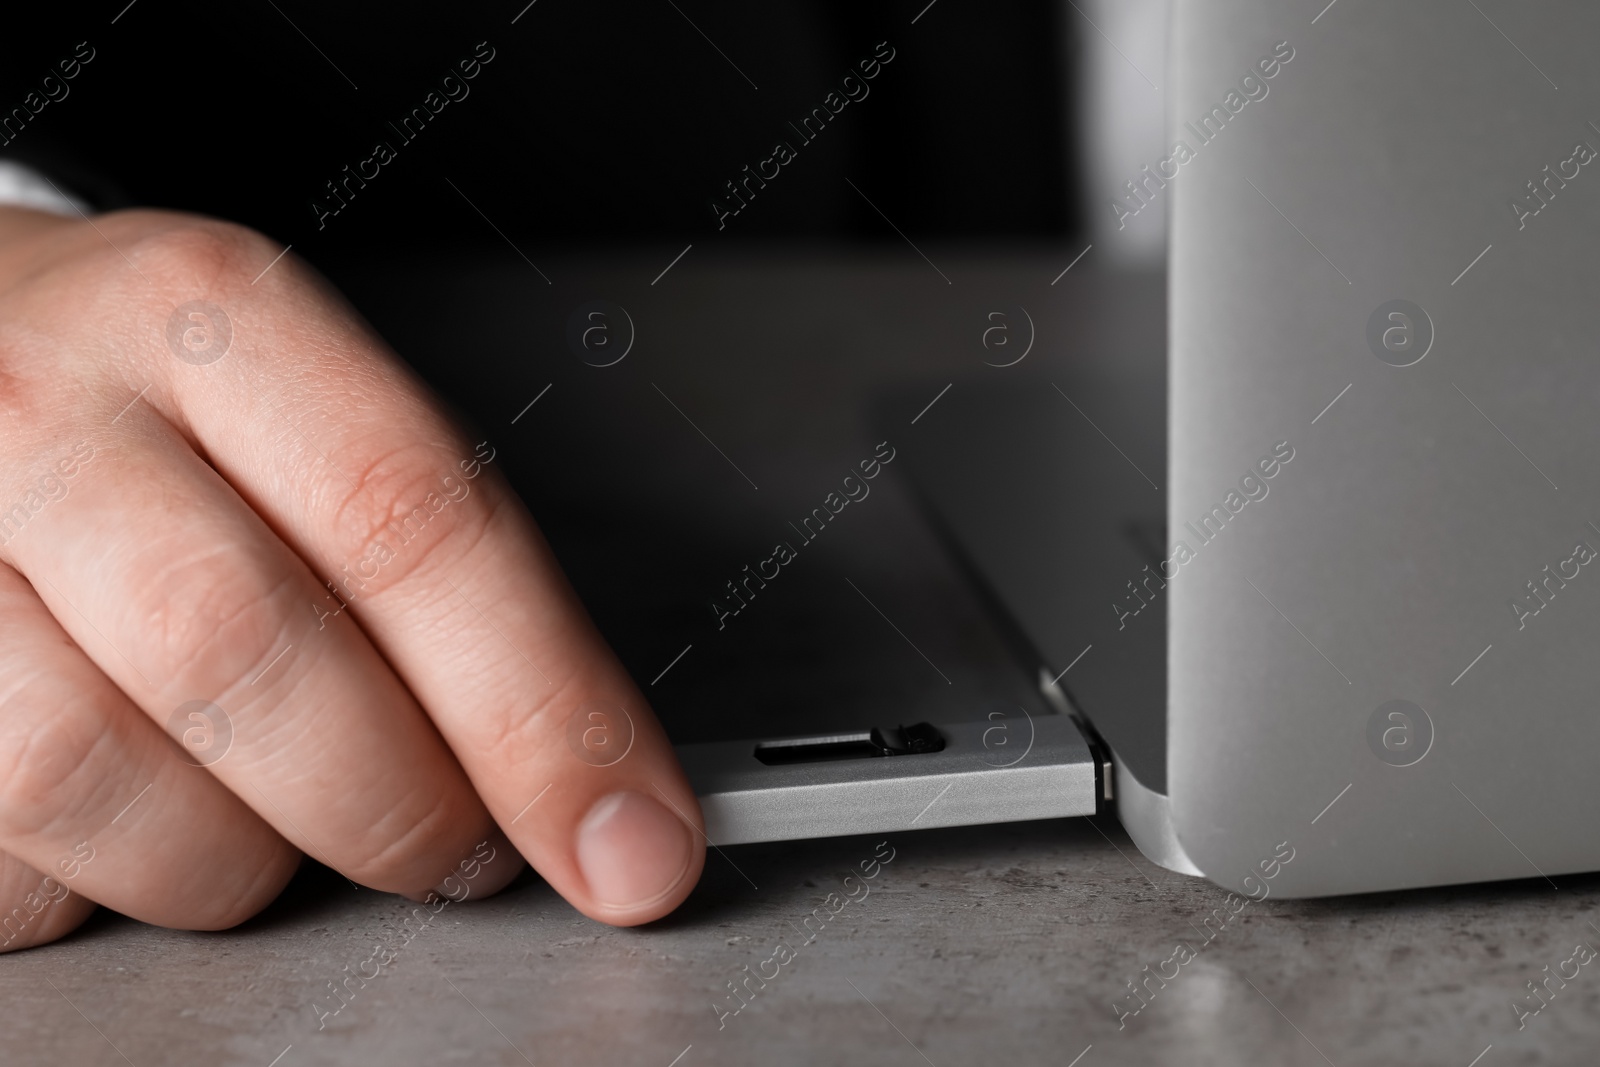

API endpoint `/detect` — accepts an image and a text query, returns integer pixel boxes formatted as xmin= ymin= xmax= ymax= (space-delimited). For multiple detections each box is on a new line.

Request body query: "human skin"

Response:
xmin=0 ymin=205 xmax=704 ymax=950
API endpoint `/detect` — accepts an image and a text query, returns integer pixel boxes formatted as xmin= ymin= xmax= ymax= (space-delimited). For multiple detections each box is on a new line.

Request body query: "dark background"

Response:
xmin=0 ymin=2 xmax=1096 ymax=743
xmin=1 ymin=1 xmax=1081 ymax=252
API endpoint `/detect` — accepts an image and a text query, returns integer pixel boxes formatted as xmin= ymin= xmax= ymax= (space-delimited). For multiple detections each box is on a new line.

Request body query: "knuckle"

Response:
xmin=0 ymin=683 xmax=111 ymax=838
xmin=0 ymin=881 xmax=81 ymax=953
xmin=323 ymin=439 xmax=497 ymax=601
xmin=0 ymin=918 xmax=61 ymax=953
xmin=183 ymin=845 xmax=299 ymax=931
xmin=341 ymin=793 xmax=465 ymax=891
xmin=472 ymin=671 xmax=582 ymax=773
xmin=0 ymin=328 xmax=62 ymax=419
xmin=125 ymin=216 xmax=272 ymax=294
xmin=131 ymin=542 xmax=300 ymax=701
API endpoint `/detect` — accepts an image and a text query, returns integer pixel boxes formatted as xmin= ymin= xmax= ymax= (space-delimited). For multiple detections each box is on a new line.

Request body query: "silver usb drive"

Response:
xmin=676 ymin=714 xmax=1103 ymax=845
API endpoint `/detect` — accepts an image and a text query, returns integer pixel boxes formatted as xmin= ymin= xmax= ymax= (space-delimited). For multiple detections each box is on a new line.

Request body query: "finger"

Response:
xmin=4 ymin=410 xmax=520 ymax=901
xmin=0 ymin=850 xmax=96 ymax=953
xmin=140 ymin=222 xmax=703 ymax=924
xmin=0 ymin=561 xmax=301 ymax=930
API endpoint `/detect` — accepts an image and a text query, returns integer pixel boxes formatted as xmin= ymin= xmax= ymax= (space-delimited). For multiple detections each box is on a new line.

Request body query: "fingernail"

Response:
xmin=576 ymin=790 xmax=694 ymax=909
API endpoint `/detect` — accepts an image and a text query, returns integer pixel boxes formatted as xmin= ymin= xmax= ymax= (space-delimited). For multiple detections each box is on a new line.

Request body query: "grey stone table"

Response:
xmin=7 ymin=821 xmax=1594 ymax=1066
xmin=4 ymin=252 xmax=1595 ymax=1065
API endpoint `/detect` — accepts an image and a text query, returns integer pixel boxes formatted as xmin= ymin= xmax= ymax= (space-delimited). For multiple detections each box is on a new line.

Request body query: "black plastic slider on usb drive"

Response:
xmin=751 ymin=723 xmax=946 ymax=766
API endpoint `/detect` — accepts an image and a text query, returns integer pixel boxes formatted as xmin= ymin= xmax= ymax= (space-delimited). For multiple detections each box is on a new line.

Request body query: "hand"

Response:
xmin=0 ymin=206 xmax=705 ymax=951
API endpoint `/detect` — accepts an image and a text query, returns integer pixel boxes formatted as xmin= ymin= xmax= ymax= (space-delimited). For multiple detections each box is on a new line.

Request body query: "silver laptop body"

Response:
xmin=1153 ymin=0 xmax=1600 ymax=896
xmin=683 ymin=0 xmax=1600 ymax=899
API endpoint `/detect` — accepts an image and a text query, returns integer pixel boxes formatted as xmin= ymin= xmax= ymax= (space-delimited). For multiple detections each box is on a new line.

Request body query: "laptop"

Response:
xmin=679 ymin=0 xmax=1600 ymax=899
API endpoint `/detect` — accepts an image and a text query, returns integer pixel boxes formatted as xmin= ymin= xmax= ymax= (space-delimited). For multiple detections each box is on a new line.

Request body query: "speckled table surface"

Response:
xmin=4 ymin=254 xmax=1595 ymax=1066
xmin=8 ymin=819 xmax=1596 ymax=1067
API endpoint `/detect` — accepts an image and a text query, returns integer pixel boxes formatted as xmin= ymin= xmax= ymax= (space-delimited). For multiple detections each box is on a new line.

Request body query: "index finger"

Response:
xmin=141 ymin=223 xmax=705 ymax=925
